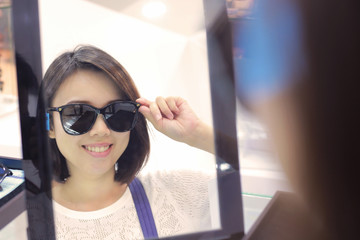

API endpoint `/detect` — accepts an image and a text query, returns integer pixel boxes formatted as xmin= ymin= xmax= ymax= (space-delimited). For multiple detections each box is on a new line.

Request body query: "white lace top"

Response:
xmin=53 ymin=170 xmax=215 ymax=240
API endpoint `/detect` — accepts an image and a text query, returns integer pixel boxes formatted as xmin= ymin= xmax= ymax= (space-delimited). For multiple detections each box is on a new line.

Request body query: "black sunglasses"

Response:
xmin=47 ymin=101 xmax=140 ymax=135
xmin=0 ymin=163 xmax=13 ymax=186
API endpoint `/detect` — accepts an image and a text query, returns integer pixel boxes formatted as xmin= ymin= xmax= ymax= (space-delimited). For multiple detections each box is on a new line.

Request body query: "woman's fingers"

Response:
xmin=166 ymin=97 xmax=180 ymax=114
xmin=139 ymin=105 xmax=161 ymax=130
xmin=149 ymin=101 xmax=162 ymax=121
xmin=136 ymin=98 xmax=158 ymax=125
xmin=137 ymin=97 xmax=184 ymax=126
xmin=136 ymin=97 xmax=151 ymax=107
xmin=156 ymin=96 xmax=174 ymax=119
xmin=137 ymin=97 xmax=158 ymax=120
xmin=137 ymin=97 xmax=180 ymax=120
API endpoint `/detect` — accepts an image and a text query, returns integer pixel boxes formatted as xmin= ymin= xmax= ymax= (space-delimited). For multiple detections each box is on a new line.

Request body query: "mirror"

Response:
xmin=38 ymin=0 xmax=227 ymax=239
xmin=0 ymin=1 xmax=22 ymax=160
xmin=0 ymin=0 xmax=27 ymax=234
xmin=40 ymin=0 xmax=215 ymax=179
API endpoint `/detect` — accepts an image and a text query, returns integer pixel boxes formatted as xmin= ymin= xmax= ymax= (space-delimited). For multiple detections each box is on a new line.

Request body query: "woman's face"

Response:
xmin=49 ymin=70 xmax=130 ymax=180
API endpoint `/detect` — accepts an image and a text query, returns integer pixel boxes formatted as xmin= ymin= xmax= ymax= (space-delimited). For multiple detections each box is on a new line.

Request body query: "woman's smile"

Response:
xmin=82 ymin=143 xmax=113 ymax=158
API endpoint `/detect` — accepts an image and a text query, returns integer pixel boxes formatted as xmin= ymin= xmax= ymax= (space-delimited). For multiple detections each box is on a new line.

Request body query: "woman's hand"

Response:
xmin=136 ymin=96 xmax=200 ymax=143
xmin=136 ymin=96 xmax=215 ymax=154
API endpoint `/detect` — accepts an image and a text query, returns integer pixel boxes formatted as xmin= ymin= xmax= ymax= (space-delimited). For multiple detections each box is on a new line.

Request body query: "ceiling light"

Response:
xmin=142 ymin=1 xmax=167 ymax=19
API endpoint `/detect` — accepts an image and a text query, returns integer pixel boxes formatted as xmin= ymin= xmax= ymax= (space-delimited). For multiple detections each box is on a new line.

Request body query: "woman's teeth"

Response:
xmin=85 ymin=145 xmax=110 ymax=153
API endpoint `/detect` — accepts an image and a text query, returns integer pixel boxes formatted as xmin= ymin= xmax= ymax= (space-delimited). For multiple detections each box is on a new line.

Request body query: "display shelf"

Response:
xmin=0 ymin=169 xmax=26 ymax=230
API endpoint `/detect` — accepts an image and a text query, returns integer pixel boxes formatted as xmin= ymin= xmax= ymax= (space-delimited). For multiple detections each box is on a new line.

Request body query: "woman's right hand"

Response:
xmin=136 ymin=96 xmax=215 ymax=154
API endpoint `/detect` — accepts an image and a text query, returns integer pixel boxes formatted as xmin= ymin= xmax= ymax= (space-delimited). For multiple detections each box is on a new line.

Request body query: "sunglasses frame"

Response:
xmin=47 ymin=100 xmax=141 ymax=135
xmin=0 ymin=163 xmax=13 ymax=186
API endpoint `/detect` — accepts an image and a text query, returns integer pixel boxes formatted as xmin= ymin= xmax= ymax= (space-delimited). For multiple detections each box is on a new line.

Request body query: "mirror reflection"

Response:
xmin=0 ymin=2 xmax=22 ymax=160
xmin=38 ymin=0 xmax=220 ymax=239
xmin=0 ymin=1 xmax=27 ymax=234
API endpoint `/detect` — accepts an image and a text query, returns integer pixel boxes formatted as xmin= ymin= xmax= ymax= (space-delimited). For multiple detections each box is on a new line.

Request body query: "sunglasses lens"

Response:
xmin=105 ymin=102 xmax=137 ymax=132
xmin=61 ymin=105 xmax=96 ymax=135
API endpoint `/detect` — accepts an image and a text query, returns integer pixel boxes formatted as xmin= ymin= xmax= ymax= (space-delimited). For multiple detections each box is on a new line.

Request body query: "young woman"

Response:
xmin=43 ymin=45 xmax=215 ymax=239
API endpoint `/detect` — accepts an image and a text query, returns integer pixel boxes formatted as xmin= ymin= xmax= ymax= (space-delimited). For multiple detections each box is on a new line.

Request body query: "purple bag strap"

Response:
xmin=129 ymin=177 xmax=159 ymax=239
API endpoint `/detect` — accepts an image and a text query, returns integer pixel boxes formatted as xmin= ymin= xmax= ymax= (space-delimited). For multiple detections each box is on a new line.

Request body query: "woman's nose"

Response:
xmin=89 ymin=114 xmax=111 ymax=137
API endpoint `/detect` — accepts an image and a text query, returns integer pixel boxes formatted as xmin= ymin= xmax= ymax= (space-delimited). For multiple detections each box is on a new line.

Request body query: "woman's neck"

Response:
xmin=52 ymin=171 xmax=127 ymax=211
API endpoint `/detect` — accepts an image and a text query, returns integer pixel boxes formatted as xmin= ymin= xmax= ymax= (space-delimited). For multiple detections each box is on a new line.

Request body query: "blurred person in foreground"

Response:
xmin=234 ymin=0 xmax=360 ymax=239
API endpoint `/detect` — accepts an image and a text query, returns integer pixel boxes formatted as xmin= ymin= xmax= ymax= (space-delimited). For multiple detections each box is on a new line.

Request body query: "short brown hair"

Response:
xmin=42 ymin=45 xmax=150 ymax=183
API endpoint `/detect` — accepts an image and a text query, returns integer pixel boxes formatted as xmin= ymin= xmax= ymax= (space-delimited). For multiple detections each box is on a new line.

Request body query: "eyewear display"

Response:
xmin=0 ymin=163 xmax=13 ymax=186
xmin=47 ymin=101 xmax=140 ymax=135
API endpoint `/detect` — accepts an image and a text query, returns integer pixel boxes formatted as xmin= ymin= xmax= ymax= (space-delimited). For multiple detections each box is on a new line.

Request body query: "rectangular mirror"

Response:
xmin=11 ymin=0 xmax=245 ymax=239
xmin=40 ymin=0 xmax=216 ymax=183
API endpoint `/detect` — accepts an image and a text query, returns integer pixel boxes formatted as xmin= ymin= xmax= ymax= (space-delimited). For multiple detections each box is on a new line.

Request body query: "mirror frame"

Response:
xmin=12 ymin=0 xmax=56 ymax=238
xmin=12 ymin=0 xmax=244 ymax=239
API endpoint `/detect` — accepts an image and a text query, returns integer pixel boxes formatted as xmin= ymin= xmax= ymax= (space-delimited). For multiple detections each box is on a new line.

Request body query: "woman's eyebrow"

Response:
xmin=65 ymin=99 xmax=124 ymax=106
xmin=65 ymin=100 xmax=92 ymax=105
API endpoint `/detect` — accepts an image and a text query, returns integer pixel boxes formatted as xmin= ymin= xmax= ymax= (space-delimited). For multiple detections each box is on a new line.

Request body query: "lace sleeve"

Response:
xmin=138 ymin=169 xmax=216 ymax=237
